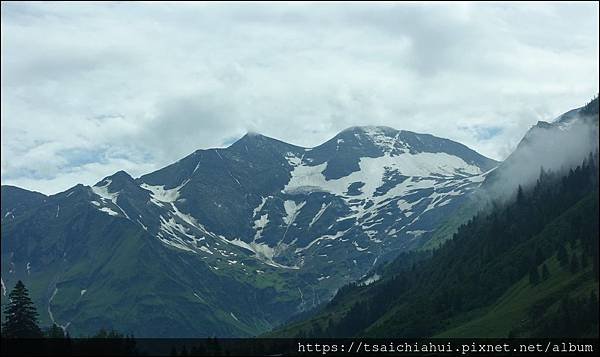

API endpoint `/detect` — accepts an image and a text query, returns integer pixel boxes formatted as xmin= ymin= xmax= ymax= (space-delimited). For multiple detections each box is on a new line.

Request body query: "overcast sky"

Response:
xmin=1 ymin=2 xmax=598 ymax=195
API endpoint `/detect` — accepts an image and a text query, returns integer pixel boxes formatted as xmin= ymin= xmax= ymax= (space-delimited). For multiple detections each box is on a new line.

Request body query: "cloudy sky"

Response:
xmin=1 ymin=2 xmax=598 ymax=195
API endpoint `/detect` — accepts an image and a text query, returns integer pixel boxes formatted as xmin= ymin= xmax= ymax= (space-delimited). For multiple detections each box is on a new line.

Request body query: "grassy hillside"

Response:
xmin=436 ymin=254 xmax=596 ymax=338
xmin=419 ymin=194 xmax=486 ymax=251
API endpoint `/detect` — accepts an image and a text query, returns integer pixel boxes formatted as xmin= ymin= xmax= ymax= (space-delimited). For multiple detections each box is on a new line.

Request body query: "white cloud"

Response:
xmin=1 ymin=2 xmax=598 ymax=194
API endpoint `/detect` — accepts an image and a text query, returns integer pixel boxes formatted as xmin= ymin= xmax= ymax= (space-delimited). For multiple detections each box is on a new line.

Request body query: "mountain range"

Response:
xmin=1 ymin=97 xmax=598 ymax=337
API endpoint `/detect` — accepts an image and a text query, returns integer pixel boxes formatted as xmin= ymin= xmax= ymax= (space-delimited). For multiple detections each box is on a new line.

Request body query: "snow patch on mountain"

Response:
xmin=362 ymin=126 xmax=402 ymax=153
xmin=309 ymin=203 xmax=330 ymax=227
xmin=423 ymin=189 xmax=463 ymax=212
xmin=137 ymin=219 xmax=148 ymax=231
xmin=47 ymin=288 xmax=58 ymax=321
xmin=170 ymin=203 xmax=208 ymax=234
xmin=228 ymin=239 xmax=299 ymax=269
xmin=396 ymin=199 xmax=414 ymax=211
xmin=361 ymin=273 xmax=381 ymax=286
xmin=352 ymin=241 xmax=368 ymax=252
xmin=157 ymin=233 xmax=196 ymax=253
xmin=284 ymin=152 xmax=481 ymax=198
xmin=253 ymin=214 xmax=269 ymax=241
xmin=199 ymin=245 xmax=214 ymax=255
xmin=253 ymin=214 xmax=269 ymax=230
xmin=285 ymin=152 xmax=302 ymax=167
xmin=193 ymin=292 xmax=204 ymax=303
xmin=162 ymin=216 xmax=189 ymax=237
xmin=283 ymin=200 xmax=306 ymax=225
xmin=252 ymin=197 xmax=268 ymax=218
xmin=99 ymin=207 xmax=119 ymax=216
xmin=141 ymin=180 xmax=189 ymax=203
xmin=92 ymin=179 xmax=118 ymax=202
xmin=91 ymin=180 xmax=130 ymax=219
xmin=296 ymin=230 xmax=349 ymax=252
xmin=406 ymin=230 xmax=428 ymax=237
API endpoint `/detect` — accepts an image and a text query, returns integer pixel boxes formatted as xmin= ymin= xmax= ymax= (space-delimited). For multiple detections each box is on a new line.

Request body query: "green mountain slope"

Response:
xmin=436 ymin=252 xmax=597 ymax=338
xmin=0 ymin=191 xmax=300 ymax=337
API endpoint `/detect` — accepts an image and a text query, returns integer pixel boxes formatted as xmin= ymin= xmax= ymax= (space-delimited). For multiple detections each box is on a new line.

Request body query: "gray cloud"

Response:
xmin=1 ymin=2 xmax=598 ymax=194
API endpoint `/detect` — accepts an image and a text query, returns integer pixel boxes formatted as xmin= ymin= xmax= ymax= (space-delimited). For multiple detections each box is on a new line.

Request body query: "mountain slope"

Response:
xmin=270 ymin=151 xmax=599 ymax=338
xmin=0 ymin=183 xmax=301 ymax=337
xmin=483 ymin=96 xmax=598 ymax=198
xmin=420 ymin=96 xmax=599 ymax=250
xmin=1 ymin=186 xmax=47 ymax=223
xmin=1 ymin=126 xmax=496 ymax=337
xmin=436 ymin=247 xmax=597 ymax=338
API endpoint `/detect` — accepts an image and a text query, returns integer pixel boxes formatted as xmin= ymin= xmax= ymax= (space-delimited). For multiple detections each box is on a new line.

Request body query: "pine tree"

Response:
xmin=580 ymin=253 xmax=588 ymax=269
xmin=310 ymin=321 xmax=323 ymax=337
xmin=570 ymin=253 xmax=580 ymax=273
xmin=556 ymin=243 xmax=568 ymax=267
xmin=517 ymin=185 xmax=525 ymax=205
xmin=535 ymin=247 xmax=545 ymax=266
xmin=1 ymin=280 xmax=43 ymax=338
xmin=538 ymin=166 xmax=547 ymax=184
xmin=541 ymin=264 xmax=550 ymax=281
xmin=529 ymin=265 xmax=540 ymax=286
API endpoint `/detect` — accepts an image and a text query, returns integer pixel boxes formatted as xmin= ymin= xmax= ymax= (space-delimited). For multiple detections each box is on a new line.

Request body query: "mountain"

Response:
xmin=1 ymin=186 xmax=47 ymax=223
xmin=270 ymin=149 xmax=599 ymax=339
xmin=422 ymin=96 xmax=599 ymax=250
xmin=270 ymin=98 xmax=599 ymax=338
xmin=1 ymin=126 xmax=496 ymax=337
xmin=483 ymin=96 xmax=599 ymax=198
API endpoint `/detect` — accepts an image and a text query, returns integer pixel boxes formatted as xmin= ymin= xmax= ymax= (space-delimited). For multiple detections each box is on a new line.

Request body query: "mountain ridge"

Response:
xmin=2 ymin=124 xmax=497 ymax=337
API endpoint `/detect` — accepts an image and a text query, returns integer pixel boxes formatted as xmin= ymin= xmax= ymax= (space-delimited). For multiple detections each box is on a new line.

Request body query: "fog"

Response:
xmin=483 ymin=113 xmax=599 ymax=199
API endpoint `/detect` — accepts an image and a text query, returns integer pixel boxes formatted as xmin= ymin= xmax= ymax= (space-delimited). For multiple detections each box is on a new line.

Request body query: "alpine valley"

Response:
xmin=1 ymin=98 xmax=598 ymax=338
